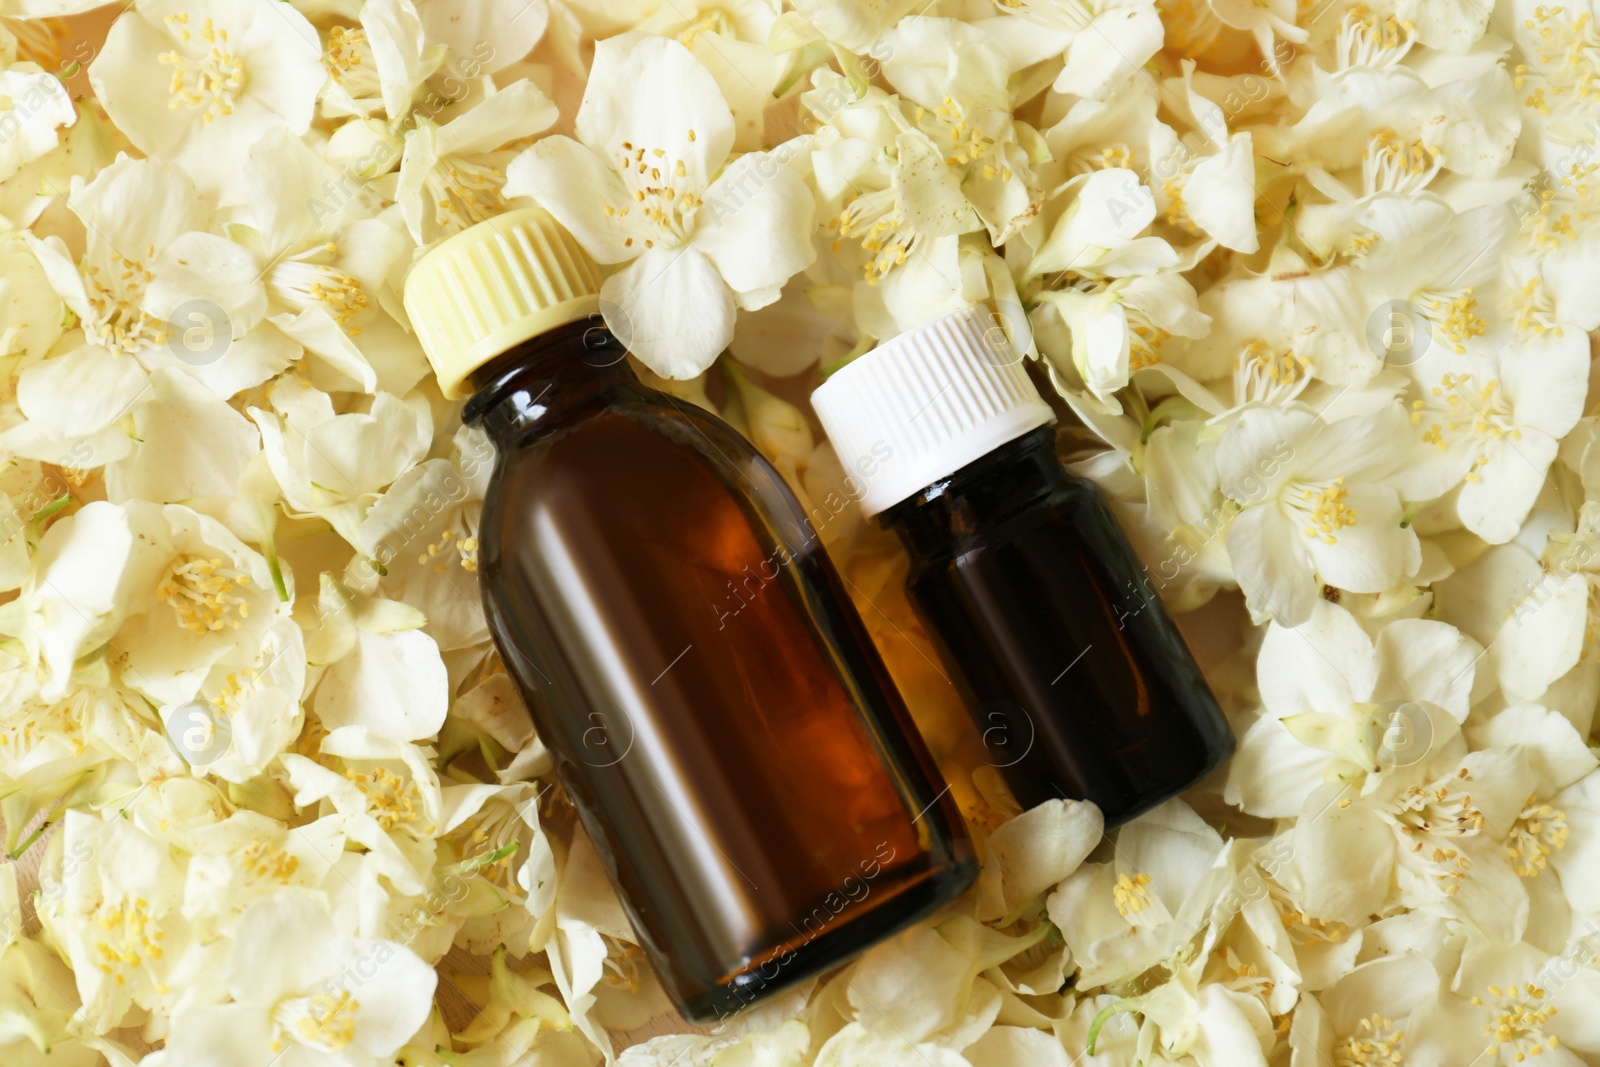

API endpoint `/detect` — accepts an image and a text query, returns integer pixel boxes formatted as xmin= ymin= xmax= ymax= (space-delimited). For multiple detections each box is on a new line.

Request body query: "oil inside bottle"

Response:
xmin=885 ymin=426 xmax=1235 ymax=825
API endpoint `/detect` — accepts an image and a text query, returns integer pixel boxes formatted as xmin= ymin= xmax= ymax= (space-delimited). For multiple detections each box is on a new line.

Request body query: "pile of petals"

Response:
xmin=0 ymin=0 xmax=1598 ymax=1064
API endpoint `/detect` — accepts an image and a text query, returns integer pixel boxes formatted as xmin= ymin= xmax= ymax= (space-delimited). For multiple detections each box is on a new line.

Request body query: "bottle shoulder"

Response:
xmin=481 ymin=389 xmax=815 ymax=548
xmin=892 ymin=471 xmax=1104 ymax=575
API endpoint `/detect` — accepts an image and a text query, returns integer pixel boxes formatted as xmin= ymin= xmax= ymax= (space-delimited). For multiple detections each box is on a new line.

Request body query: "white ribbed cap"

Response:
xmin=811 ymin=304 xmax=1055 ymax=518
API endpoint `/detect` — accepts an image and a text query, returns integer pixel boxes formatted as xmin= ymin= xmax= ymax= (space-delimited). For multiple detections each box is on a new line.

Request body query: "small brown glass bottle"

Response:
xmin=812 ymin=305 xmax=1234 ymax=826
xmin=404 ymin=210 xmax=974 ymax=1023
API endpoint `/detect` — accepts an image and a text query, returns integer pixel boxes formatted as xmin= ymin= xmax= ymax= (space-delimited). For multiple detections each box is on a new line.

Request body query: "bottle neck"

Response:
xmin=461 ymin=317 xmax=636 ymax=443
xmin=879 ymin=427 xmax=1067 ymax=556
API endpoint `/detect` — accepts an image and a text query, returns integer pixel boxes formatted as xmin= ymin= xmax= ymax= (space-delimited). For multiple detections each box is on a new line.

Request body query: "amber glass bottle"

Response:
xmin=812 ymin=305 xmax=1234 ymax=826
xmin=404 ymin=210 xmax=974 ymax=1022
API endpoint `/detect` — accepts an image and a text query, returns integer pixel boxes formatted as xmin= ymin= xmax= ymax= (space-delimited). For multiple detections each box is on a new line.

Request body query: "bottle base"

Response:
xmin=672 ymin=855 xmax=979 ymax=1025
xmin=1093 ymin=729 xmax=1237 ymax=828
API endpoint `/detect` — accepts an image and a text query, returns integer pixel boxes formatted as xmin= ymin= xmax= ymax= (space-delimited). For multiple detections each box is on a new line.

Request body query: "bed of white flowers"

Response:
xmin=0 ymin=0 xmax=1597 ymax=1063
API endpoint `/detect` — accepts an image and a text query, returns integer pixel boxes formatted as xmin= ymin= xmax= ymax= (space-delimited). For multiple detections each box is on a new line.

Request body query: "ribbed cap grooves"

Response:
xmin=404 ymin=208 xmax=605 ymax=398
xmin=811 ymin=305 xmax=1055 ymax=517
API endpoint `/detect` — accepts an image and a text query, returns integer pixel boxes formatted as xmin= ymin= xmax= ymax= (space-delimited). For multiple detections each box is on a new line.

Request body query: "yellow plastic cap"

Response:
xmin=403 ymin=208 xmax=605 ymax=399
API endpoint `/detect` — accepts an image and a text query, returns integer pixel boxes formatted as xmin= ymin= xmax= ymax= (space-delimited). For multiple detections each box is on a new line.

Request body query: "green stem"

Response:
xmin=1084 ymin=996 xmax=1144 ymax=1056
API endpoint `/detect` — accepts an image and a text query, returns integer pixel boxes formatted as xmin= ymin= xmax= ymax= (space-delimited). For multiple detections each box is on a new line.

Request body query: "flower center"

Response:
xmin=238 ymin=838 xmax=301 ymax=881
xmin=1128 ymin=319 xmax=1170 ymax=372
xmin=1413 ymin=286 xmax=1486 ymax=354
xmin=324 ymin=25 xmax=381 ymax=98
xmin=832 ymin=187 xmax=916 ymax=284
xmin=1363 ymin=129 xmax=1441 ymax=197
xmin=425 ymin=155 xmax=510 ymax=236
xmin=1235 ymin=338 xmax=1311 ymax=405
xmin=1283 ymin=477 xmax=1356 ymax=545
xmin=606 ymin=137 xmax=703 ymax=249
xmin=344 ymin=766 xmax=426 ymax=831
xmin=158 ymin=556 xmax=252 ymax=634
xmin=1412 ymin=373 xmax=1521 ymax=469
xmin=84 ymin=244 xmax=166 ymax=355
xmin=212 ymin=667 xmax=262 ymax=716
xmin=1334 ymin=1013 xmax=1406 ymax=1067
xmin=1511 ymin=276 xmax=1566 ymax=338
xmin=1382 ymin=769 xmax=1485 ymax=896
xmin=1220 ymin=949 xmax=1276 ymax=999
xmin=268 ymin=245 xmax=370 ymax=329
xmin=0 ymin=702 xmax=85 ymax=759
xmin=1064 ymin=144 xmax=1136 ymax=176
xmin=1473 ymin=983 xmax=1560 ymax=1062
xmin=415 ymin=528 xmax=478 ymax=573
xmin=1390 ymin=773 xmax=1486 ymax=837
xmin=1161 ymin=171 xmax=1200 ymax=234
xmin=93 ymin=897 xmax=165 ymax=982
xmin=159 ymin=14 xmax=245 ymax=123
xmin=1518 ymin=6 xmax=1600 ymax=111
xmin=602 ymin=935 xmax=648 ymax=992
xmin=1508 ymin=797 xmax=1570 ymax=877
xmin=294 ymin=989 xmax=360 ymax=1051
xmin=1518 ymin=160 xmax=1595 ymax=250
xmin=1113 ymin=872 xmax=1154 ymax=916
xmin=914 ymin=97 xmax=1009 ymax=180
xmin=1337 ymin=5 xmax=1416 ymax=69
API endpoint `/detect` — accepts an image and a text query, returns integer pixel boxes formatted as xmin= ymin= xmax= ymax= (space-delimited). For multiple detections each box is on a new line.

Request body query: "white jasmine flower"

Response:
xmin=0 ymin=341 xmax=149 ymax=470
xmin=1406 ymin=940 xmax=1600 ymax=1066
xmin=434 ymin=780 xmax=557 ymax=955
xmin=320 ymin=0 xmax=442 ymax=120
xmin=248 ymin=378 xmax=432 ymax=548
xmin=397 ymin=78 xmax=558 ymax=245
xmin=143 ymin=126 xmax=394 ymax=397
xmin=181 ymin=810 xmax=345 ymax=933
xmin=0 ymin=932 xmax=103 ymax=1067
xmin=182 ymin=615 xmax=307 ymax=783
xmin=990 ymin=0 xmax=1163 ymax=100
xmin=25 ymin=154 xmax=210 ymax=357
xmin=1288 ymin=954 xmax=1439 ymax=1067
xmin=1033 ymin=272 xmax=1208 ymax=401
xmin=977 ymin=797 xmax=1103 ymax=921
xmin=0 ymin=64 xmax=74 ymax=182
xmin=1216 ymin=402 xmax=1428 ymax=626
xmin=38 ymin=810 xmax=194 ymax=1033
xmin=413 ymin=0 xmax=549 ymax=77
xmin=1026 ymin=167 xmax=1178 ymax=282
xmin=631 ymin=0 xmax=787 ymax=152
xmin=0 ymin=234 xmax=68 ymax=368
xmin=104 ymin=368 xmax=262 ymax=504
xmin=1153 ymin=62 xmax=1261 ymax=254
xmin=1399 ymin=327 xmax=1588 ymax=544
xmin=1047 ymin=800 xmax=1230 ymax=988
xmin=505 ymin=35 xmax=815 ymax=378
xmin=1274 ymin=46 xmax=1519 ymax=182
xmin=283 ymin=728 xmax=443 ymax=896
xmin=161 ymin=893 xmax=436 ymax=1067
xmin=1291 ymin=742 xmax=1539 ymax=940
xmin=310 ymin=588 xmax=449 ymax=743
xmin=0 ymin=675 xmax=121 ymax=853
xmin=1174 ymin=247 xmax=1376 ymax=390
xmin=784 ymin=0 xmax=918 ymax=52
xmin=873 ymin=17 xmax=1044 ymax=243
xmin=350 ymin=427 xmax=491 ymax=653
xmin=21 ymin=499 xmax=280 ymax=705
xmin=1226 ymin=599 xmax=1481 ymax=818
xmin=88 ymin=0 xmax=326 ymax=196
